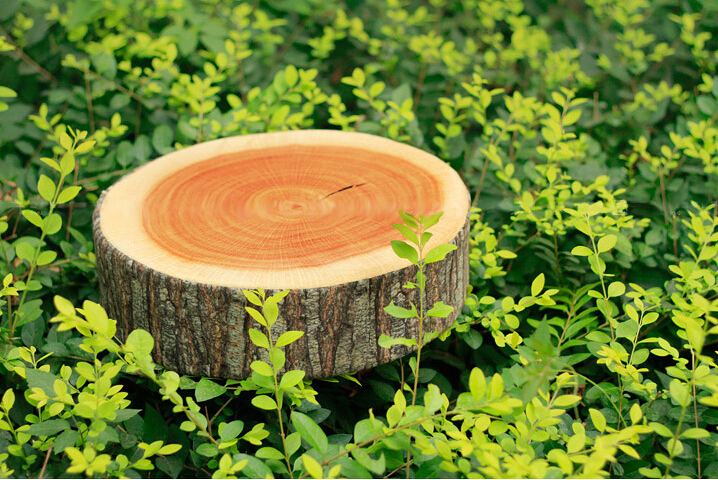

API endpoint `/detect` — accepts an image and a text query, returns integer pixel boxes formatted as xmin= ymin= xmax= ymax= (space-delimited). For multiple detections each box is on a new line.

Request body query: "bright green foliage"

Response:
xmin=2 ymin=0 xmax=718 ymax=478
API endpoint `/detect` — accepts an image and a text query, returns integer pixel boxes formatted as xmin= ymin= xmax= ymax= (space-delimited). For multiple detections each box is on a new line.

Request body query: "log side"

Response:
xmin=93 ymin=192 xmax=470 ymax=380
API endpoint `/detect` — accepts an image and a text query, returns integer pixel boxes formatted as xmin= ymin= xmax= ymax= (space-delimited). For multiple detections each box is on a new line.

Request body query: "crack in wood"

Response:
xmin=321 ymin=183 xmax=367 ymax=200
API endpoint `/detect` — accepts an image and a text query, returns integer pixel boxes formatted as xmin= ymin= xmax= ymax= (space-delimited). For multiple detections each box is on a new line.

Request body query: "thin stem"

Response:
xmin=658 ymin=167 xmax=670 ymax=224
xmin=0 ymin=30 xmax=57 ymax=83
xmin=265 ymin=311 xmax=293 ymax=477
xmin=411 ymin=226 xmax=427 ymax=407
xmin=664 ymin=399 xmax=688 ymax=478
xmin=208 ymin=397 xmax=234 ymax=430
xmin=472 ymin=114 xmax=514 ymax=206
xmin=81 ymin=68 xmax=146 ymax=105
xmin=38 ymin=443 xmax=52 ymax=479
xmin=691 ymin=349 xmax=701 ymax=478
xmin=585 ymin=214 xmax=615 ymax=340
xmin=84 ymin=75 xmax=95 ymax=134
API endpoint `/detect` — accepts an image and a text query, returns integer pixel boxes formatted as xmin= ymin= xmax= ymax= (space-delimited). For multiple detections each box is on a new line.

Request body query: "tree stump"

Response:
xmin=93 ymin=130 xmax=470 ymax=379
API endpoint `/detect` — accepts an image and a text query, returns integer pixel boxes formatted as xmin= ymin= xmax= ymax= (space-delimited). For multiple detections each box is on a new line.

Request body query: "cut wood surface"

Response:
xmin=94 ymin=130 xmax=470 ymax=379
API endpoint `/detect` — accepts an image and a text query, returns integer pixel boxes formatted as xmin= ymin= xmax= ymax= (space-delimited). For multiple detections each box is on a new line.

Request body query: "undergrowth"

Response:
xmin=1 ymin=0 xmax=718 ymax=478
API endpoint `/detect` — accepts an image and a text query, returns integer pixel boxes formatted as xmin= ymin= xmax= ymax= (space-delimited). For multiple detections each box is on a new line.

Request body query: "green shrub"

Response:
xmin=1 ymin=0 xmax=717 ymax=477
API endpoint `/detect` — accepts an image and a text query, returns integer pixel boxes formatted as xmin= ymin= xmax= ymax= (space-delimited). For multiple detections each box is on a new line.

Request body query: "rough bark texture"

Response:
xmin=93 ymin=192 xmax=470 ymax=380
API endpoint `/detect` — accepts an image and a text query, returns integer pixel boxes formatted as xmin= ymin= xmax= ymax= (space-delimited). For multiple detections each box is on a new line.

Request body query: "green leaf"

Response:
xmin=460 ymin=328 xmax=483 ymax=349
xmin=15 ymin=242 xmax=35 ymax=262
xmin=125 ymin=329 xmax=154 ymax=357
xmin=553 ymin=395 xmax=581 ymax=407
xmin=384 ymin=301 xmax=417 ymax=319
xmin=180 ymin=421 xmax=196 ymax=432
xmin=59 ymin=132 xmax=73 ymax=151
xmin=669 ymin=379 xmax=691 ymax=407
xmin=269 ymin=347 xmax=286 ymax=371
xmin=219 ymin=420 xmax=244 ymax=441
xmin=392 ymin=223 xmax=418 ymax=245
xmin=152 ymin=125 xmax=174 ymax=152
xmin=285 ymin=65 xmax=298 ymax=88
xmin=53 ymin=430 xmax=80 ymax=453
xmin=196 ymin=378 xmax=227 ymax=402
xmin=469 ymin=368 xmax=486 ymax=400
xmin=26 ymin=369 xmax=61 ymax=397
xmin=607 ymin=281 xmax=625 ymax=297
xmin=697 ymin=95 xmax=717 ymax=115
xmin=589 ymin=409 xmax=606 ymax=432
xmin=250 ymin=360 xmax=274 ymax=377
xmin=44 ymin=213 xmax=62 ymax=235
xmin=57 ymin=186 xmax=82 ymax=204
xmin=351 ymin=448 xmax=385 ymax=475
xmin=75 ymin=140 xmax=95 ymax=154
xmin=27 ymin=419 xmax=70 ymax=436
xmin=158 ymin=444 xmax=182 ymax=455
xmin=263 ymin=299 xmax=279 ymax=325
xmin=378 ymin=334 xmax=416 ymax=349
xmin=0 ymin=86 xmax=17 ymax=98
xmin=426 ymin=301 xmax=454 ymax=318
xmin=279 ymin=370 xmax=305 ymax=389
xmin=391 ymin=240 xmax=418 ymax=264
xmin=243 ymin=290 xmax=262 ymax=306
xmin=1 ymin=389 xmax=14 ymax=410
xmin=680 ymin=427 xmax=709 ymax=439
xmin=423 ymin=212 xmax=443 ymax=229
xmin=251 ymin=395 xmax=277 ymax=411
xmin=629 ymin=403 xmax=642 ymax=424
xmin=275 ymin=431 xmax=298 ymax=456
xmin=37 ymin=175 xmax=56 ymax=202
xmin=36 ymin=250 xmax=57 ymax=266
xmin=245 ymin=306 xmax=266 ymax=327
xmin=302 ymin=454 xmax=324 ymax=479
xmin=196 ymin=443 xmax=219 ymax=457
xmin=650 ymin=422 xmax=673 ymax=437
xmin=424 ymin=244 xmax=457 ymax=264
xmin=291 ymin=411 xmax=328 ymax=455
xmin=257 ymin=446 xmax=285 ymax=460
xmin=276 ymin=330 xmax=304 ymax=347
xmin=597 ymin=234 xmax=617 ymax=253
xmin=60 ymin=153 xmax=75 ymax=176
xmin=22 ymin=209 xmax=43 ymax=228
xmin=398 ymin=211 xmax=418 ymax=228
xmin=248 ymin=328 xmax=269 ymax=349
xmin=531 ymin=273 xmax=545 ymax=297
xmin=571 ymin=246 xmax=593 ymax=257
xmin=54 ymin=295 xmax=76 ymax=316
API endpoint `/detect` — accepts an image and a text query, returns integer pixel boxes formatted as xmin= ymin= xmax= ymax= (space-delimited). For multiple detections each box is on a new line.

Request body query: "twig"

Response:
xmin=84 ymin=76 xmax=95 ymax=133
xmin=82 ymin=68 xmax=146 ymax=105
xmin=38 ymin=443 xmax=53 ymax=479
xmin=0 ymin=29 xmax=57 ymax=84
xmin=208 ymin=396 xmax=234 ymax=429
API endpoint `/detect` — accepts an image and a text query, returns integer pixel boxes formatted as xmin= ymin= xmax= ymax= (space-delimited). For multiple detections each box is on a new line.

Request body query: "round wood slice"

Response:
xmin=93 ymin=130 xmax=470 ymax=379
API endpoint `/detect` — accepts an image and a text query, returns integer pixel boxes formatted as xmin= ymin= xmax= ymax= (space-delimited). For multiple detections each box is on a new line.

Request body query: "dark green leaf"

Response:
xmin=27 ymin=419 xmax=70 ymax=436
xmin=291 ymin=411 xmax=328 ymax=456
xmin=196 ymin=378 xmax=227 ymax=402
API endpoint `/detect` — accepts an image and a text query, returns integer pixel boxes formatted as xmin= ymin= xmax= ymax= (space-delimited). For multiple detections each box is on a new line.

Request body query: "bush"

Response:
xmin=1 ymin=0 xmax=717 ymax=477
